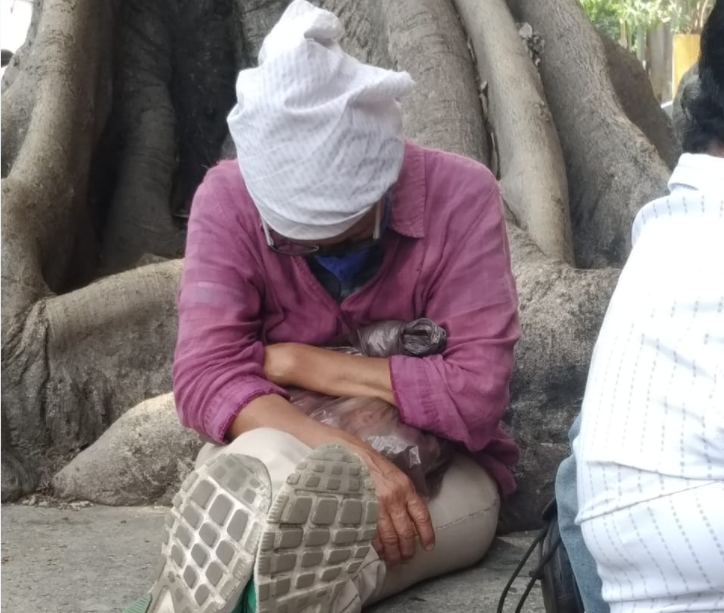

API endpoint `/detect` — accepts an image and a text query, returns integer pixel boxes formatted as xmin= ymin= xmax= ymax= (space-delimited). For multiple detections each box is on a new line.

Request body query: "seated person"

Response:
xmin=123 ymin=1 xmax=521 ymax=612
xmin=562 ymin=3 xmax=724 ymax=611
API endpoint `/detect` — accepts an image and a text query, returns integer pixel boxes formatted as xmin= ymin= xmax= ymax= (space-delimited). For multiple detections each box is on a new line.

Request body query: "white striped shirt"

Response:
xmin=575 ymin=153 xmax=724 ymax=522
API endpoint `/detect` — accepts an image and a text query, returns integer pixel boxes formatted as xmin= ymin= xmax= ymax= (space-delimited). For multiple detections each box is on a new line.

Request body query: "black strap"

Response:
xmin=496 ymin=527 xmax=548 ymax=613
xmin=496 ymin=517 xmax=566 ymax=613
xmin=517 ymin=531 xmax=564 ymax=612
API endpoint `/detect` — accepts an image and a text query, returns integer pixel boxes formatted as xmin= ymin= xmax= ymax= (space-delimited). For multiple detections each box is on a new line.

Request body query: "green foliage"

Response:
xmin=617 ymin=0 xmax=672 ymax=29
xmin=581 ymin=0 xmax=713 ymax=36
xmin=669 ymin=0 xmax=713 ymax=32
xmin=581 ymin=0 xmax=621 ymax=39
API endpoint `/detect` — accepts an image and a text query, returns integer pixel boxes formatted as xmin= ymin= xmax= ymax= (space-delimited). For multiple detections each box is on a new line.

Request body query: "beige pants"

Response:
xmin=196 ymin=428 xmax=499 ymax=612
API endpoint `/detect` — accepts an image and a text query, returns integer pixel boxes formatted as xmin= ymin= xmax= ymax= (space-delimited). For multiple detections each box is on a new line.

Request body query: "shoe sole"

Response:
xmin=255 ymin=444 xmax=378 ymax=613
xmin=141 ymin=453 xmax=273 ymax=613
xmin=124 ymin=444 xmax=378 ymax=613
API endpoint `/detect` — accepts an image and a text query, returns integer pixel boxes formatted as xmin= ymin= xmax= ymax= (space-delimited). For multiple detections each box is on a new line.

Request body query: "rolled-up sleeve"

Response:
xmin=390 ymin=180 xmax=520 ymax=453
xmin=173 ymin=177 xmax=286 ymax=442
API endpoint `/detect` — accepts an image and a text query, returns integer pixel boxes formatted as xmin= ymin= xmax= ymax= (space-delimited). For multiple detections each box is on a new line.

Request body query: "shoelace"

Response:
xmin=496 ymin=523 xmax=561 ymax=613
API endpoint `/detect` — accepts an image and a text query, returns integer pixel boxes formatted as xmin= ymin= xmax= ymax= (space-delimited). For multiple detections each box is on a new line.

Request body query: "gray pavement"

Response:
xmin=1 ymin=504 xmax=542 ymax=612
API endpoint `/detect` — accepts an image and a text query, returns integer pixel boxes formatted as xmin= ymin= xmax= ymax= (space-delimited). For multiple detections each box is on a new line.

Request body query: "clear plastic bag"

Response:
xmin=288 ymin=319 xmax=454 ymax=497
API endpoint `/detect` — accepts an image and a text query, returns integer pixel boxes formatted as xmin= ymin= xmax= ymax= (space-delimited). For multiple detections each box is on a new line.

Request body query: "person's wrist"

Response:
xmin=309 ymin=425 xmax=373 ymax=460
xmin=336 ymin=435 xmax=379 ymax=468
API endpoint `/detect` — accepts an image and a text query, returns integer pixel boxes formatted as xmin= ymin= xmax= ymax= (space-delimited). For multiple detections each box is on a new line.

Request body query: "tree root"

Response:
xmin=454 ymin=0 xmax=574 ymax=265
xmin=2 ymin=260 xmax=181 ymax=500
xmin=52 ymin=393 xmax=202 ymax=506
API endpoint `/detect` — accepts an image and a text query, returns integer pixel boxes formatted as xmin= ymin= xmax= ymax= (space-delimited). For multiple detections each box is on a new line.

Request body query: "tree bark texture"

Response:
xmin=508 ymin=0 xmax=674 ymax=269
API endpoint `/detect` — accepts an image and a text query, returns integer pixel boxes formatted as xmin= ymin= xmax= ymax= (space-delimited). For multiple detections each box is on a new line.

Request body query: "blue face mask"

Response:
xmin=312 ymin=248 xmax=373 ymax=287
xmin=312 ymin=193 xmax=391 ymax=288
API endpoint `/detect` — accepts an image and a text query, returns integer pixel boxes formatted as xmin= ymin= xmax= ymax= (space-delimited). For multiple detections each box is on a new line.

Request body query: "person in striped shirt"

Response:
xmin=558 ymin=2 xmax=724 ymax=611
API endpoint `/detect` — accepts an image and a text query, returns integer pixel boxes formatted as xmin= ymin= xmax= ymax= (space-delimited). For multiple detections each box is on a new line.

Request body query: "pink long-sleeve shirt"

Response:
xmin=173 ymin=141 xmax=521 ymax=495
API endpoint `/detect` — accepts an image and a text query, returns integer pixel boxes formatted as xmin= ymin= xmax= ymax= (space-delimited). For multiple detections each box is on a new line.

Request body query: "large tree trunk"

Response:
xmin=599 ymin=32 xmax=680 ymax=170
xmin=2 ymin=0 xmax=113 ymax=498
xmin=2 ymin=0 xmax=669 ymax=530
xmin=508 ymin=0 xmax=671 ymax=269
xmin=99 ymin=0 xmax=183 ymax=272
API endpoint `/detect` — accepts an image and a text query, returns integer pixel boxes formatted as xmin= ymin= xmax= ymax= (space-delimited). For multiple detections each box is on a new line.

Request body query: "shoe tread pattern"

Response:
xmin=150 ymin=454 xmax=272 ymax=613
xmin=255 ymin=444 xmax=378 ymax=613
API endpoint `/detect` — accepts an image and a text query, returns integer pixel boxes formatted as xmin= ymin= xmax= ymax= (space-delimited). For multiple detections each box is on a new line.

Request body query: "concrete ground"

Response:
xmin=1 ymin=504 xmax=542 ymax=612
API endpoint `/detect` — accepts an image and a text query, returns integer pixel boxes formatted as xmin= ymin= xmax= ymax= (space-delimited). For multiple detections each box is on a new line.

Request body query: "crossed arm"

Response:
xmin=262 ymin=343 xmax=395 ymax=404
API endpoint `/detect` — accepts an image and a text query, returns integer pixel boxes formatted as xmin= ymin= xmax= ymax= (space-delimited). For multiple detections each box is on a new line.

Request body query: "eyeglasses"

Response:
xmin=261 ymin=199 xmax=384 ymax=256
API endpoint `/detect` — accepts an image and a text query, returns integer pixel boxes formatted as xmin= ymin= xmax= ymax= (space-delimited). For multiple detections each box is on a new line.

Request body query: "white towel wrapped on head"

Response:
xmin=227 ymin=0 xmax=414 ymax=240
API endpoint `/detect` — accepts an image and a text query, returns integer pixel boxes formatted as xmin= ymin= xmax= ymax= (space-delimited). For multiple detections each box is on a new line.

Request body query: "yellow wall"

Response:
xmin=672 ymin=33 xmax=701 ymax=96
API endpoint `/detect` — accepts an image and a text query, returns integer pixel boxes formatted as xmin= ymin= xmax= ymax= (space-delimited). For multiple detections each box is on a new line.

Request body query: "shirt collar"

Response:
xmin=389 ymin=141 xmax=426 ymax=239
xmin=668 ymin=153 xmax=724 ymax=196
xmin=632 ymin=153 xmax=724 ymax=245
